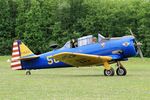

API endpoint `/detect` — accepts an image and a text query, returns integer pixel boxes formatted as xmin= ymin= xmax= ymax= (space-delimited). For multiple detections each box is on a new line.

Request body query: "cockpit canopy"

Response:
xmin=62 ymin=34 xmax=106 ymax=49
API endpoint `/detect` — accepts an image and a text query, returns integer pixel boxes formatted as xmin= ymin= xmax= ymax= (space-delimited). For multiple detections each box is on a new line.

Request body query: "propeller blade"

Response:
xmin=137 ymin=46 xmax=144 ymax=59
xmin=128 ymin=28 xmax=138 ymax=43
xmin=129 ymin=28 xmax=134 ymax=36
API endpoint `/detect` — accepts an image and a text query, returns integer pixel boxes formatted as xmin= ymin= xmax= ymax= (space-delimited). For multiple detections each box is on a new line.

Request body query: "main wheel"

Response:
xmin=116 ymin=67 xmax=127 ymax=76
xmin=26 ymin=71 xmax=31 ymax=75
xmin=104 ymin=68 xmax=115 ymax=76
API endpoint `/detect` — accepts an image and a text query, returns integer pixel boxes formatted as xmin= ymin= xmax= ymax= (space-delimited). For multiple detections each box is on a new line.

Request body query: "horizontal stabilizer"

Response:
xmin=19 ymin=55 xmax=40 ymax=60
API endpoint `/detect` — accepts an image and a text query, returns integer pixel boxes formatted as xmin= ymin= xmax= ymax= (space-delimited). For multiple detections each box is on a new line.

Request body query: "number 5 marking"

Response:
xmin=47 ymin=56 xmax=59 ymax=65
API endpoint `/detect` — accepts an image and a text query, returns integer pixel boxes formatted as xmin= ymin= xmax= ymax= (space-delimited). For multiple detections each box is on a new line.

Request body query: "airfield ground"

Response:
xmin=0 ymin=56 xmax=150 ymax=100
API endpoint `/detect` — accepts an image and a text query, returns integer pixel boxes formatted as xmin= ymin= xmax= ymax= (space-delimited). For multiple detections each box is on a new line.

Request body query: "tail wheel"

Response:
xmin=104 ymin=68 xmax=115 ymax=76
xmin=26 ymin=70 xmax=31 ymax=75
xmin=116 ymin=67 xmax=127 ymax=76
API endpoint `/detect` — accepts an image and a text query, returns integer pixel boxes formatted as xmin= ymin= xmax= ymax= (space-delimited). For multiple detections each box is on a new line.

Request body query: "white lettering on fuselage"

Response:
xmin=47 ymin=56 xmax=59 ymax=65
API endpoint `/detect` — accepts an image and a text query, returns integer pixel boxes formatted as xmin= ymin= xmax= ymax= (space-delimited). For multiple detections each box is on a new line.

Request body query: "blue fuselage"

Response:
xmin=21 ymin=36 xmax=137 ymax=70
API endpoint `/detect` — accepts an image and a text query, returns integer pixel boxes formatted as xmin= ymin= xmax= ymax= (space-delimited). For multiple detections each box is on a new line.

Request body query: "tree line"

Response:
xmin=0 ymin=0 xmax=150 ymax=57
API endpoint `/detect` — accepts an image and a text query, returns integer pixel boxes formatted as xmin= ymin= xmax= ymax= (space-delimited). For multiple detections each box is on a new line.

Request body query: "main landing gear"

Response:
xmin=104 ymin=68 xmax=114 ymax=76
xmin=26 ymin=70 xmax=31 ymax=75
xmin=116 ymin=61 xmax=127 ymax=76
xmin=103 ymin=61 xmax=127 ymax=76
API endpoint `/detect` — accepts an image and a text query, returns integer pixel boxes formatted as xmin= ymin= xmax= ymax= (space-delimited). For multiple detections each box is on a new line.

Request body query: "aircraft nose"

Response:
xmin=129 ymin=29 xmax=144 ymax=58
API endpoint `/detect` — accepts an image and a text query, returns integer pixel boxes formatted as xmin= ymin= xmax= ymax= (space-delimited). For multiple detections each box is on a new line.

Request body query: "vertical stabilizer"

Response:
xmin=11 ymin=40 xmax=35 ymax=70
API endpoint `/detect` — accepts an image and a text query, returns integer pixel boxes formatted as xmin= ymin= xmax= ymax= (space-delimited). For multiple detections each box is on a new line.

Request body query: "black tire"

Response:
xmin=26 ymin=71 xmax=31 ymax=75
xmin=104 ymin=68 xmax=115 ymax=76
xmin=116 ymin=67 xmax=127 ymax=76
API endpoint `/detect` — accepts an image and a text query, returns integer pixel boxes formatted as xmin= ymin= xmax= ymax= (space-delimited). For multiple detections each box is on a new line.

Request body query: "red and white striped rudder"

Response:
xmin=11 ymin=40 xmax=22 ymax=70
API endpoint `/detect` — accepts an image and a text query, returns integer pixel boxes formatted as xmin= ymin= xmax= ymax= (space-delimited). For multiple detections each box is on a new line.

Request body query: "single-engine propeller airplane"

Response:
xmin=11 ymin=29 xmax=143 ymax=76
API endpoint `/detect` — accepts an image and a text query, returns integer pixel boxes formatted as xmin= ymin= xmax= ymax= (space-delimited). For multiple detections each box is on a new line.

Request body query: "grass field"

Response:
xmin=0 ymin=56 xmax=150 ymax=100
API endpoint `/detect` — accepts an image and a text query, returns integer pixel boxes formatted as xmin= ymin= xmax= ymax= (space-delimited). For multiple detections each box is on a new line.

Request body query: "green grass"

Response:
xmin=0 ymin=56 xmax=150 ymax=100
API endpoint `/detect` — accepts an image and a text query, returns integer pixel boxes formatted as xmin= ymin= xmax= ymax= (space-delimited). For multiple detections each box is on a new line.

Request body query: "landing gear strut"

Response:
xmin=103 ymin=61 xmax=127 ymax=76
xmin=116 ymin=62 xmax=127 ymax=76
xmin=26 ymin=70 xmax=31 ymax=75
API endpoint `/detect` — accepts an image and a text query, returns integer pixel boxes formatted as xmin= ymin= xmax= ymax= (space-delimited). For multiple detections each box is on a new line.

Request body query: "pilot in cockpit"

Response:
xmin=70 ymin=39 xmax=78 ymax=48
xmin=92 ymin=37 xmax=97 ymax=43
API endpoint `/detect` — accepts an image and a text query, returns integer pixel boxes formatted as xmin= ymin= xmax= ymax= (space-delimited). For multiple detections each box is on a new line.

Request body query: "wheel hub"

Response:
xmin=106 ymin=70 xmax=112 ymax=75
xmin=118 ymin=68 xmax=124 ymax=75
xmin=104 ymin=68 xmax=114 ymax=76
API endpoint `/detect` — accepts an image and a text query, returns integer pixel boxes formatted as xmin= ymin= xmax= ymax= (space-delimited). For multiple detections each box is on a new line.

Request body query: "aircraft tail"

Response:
xmin=11 ymin=40 xmax=34 ymax=70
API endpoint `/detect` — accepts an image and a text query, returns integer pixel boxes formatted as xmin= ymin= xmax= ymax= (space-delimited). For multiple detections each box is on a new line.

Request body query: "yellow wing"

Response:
xmin=52 ymin=52 xmax=112 ymax=66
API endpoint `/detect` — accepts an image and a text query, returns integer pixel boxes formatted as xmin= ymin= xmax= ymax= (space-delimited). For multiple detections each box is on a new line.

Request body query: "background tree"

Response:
xmin=0 ymin=0 xmax=149 ymax=57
